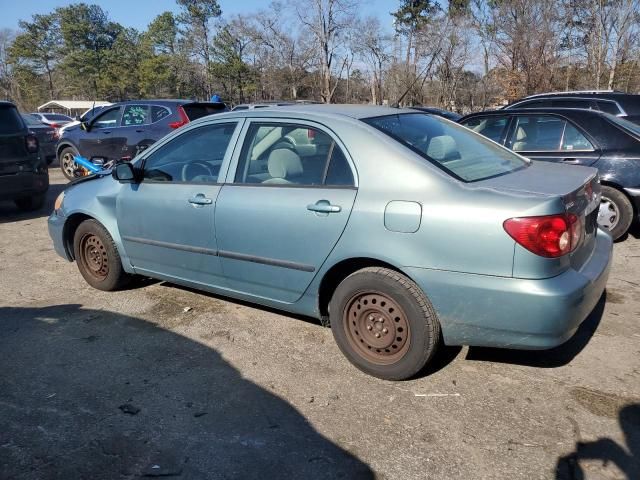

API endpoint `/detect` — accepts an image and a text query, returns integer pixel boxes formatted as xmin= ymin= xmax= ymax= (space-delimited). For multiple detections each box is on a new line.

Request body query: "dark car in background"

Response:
xmin=57 ymin=99 xmax=228 ymax=179
xmin=0 ymin=102 xmax=48 ymax=211
xmin=459 ymin=107 xmax=640 ymax=240
xmin=29 ymin=112 xmax=74 ymax=128
xmin=22 ymin=113 xmax=57 ymax=165
xmin=410 ymin=106 xmax=462 ymax=121
xmin=504 ymin=90 xmax=640 ymax=124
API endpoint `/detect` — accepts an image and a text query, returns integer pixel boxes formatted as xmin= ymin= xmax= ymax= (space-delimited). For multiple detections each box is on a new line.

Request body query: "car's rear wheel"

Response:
xmin=14 ymin=194 xmax=45 ymax=212
xmin=598 ymin=186 xmax=633 ymax=241
xmin=73 ymin=219 xmax=131 ymax=291
xmin=59 ymin=147 xmax=79 ymax=180
xmin=329 ymin=267 xmax=440 ymax=380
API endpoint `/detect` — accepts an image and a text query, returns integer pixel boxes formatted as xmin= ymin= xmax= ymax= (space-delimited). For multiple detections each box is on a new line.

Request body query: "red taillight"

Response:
xmin=169 ymin=106 xmax=189 ymax=129
xmin=503 ymin=213 xmax=581 ymax=258
xmin=49 ymin=122 xmax=60 ymax=128
xmin=25 ymin=134 xmax=39 ymax=153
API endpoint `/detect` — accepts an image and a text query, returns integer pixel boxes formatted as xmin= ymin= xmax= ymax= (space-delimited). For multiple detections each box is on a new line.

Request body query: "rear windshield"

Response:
xmin=363 ymin=113 xmax=528 ymax=182
xmin=0 ymin=106 xmax=25 ymax=134
xmin=183 ymin=103 xmax=228 ymax=121
xmin=43 ymin=113 xmax=72 ymax=121
xmin=605 ymin=113 xmax=640 ymax=138
xmin=21 ymin=114 xmax=43 ymax=126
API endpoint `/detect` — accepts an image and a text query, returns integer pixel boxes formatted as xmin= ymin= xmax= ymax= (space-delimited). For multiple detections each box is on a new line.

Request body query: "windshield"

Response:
xmin=605 ymin=113 xmax=640 ymax=138
xmin=21 ymin=114 xmax=43 ymax=126
xmin=363 ymin=113 xmax=528 ymax=182
xmin=0 ymin=106 xmax=25 ymax=134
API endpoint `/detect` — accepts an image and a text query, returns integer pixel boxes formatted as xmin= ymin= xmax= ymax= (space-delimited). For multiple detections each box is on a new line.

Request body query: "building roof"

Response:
xmin=37 ymin=100 xmax=111 ymax=111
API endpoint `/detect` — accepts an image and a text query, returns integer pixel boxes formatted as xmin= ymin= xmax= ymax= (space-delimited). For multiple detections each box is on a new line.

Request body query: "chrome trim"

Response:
xmin=624 ymin=187 xmax=640 ymax=197
xmin=123 ymin=236 xmax=218 ymax=256
xmin=218 ymin=250 xmax=316 ymax=272
xmin=122 ymin=235 xmax=316 ymax=272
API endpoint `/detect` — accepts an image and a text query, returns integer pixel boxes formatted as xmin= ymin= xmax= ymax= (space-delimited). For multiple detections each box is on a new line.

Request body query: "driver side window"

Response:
xmin=143 ymin=123 xmax=237 ymax=184
xmin=92 ymin=107 xmax=121 ymax=129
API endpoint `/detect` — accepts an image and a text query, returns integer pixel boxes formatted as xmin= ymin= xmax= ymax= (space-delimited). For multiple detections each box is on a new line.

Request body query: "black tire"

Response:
xmin=599 ymin=186 xmax=633 ymax=241
xmin=59 ymin=146 xmax=79 ymax=181
xmin=14 ymin=194 xmax=45 ymax=212
xmin=329 ymin=267 xmax=440 ymax=380
xmin=73 ymin=219 xmax=131 ymax=291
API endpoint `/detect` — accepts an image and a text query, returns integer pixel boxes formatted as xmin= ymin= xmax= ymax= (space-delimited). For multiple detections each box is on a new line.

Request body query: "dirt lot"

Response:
xmin=1 ymin=167 xmax=639 ymax=480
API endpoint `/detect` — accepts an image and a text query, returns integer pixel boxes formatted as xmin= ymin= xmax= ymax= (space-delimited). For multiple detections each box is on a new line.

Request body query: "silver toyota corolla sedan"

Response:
xmin=48 ymin=105 xmax=612 ymax=380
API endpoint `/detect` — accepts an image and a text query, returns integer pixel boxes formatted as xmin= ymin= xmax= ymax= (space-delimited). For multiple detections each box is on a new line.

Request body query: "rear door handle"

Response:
xmin=561 ymin=158 xmax=580 ymax=164
xmin=188 ymin=194 xmax=213 ymax=206
xmin=307 ymin=200 xmax=341 ymax=213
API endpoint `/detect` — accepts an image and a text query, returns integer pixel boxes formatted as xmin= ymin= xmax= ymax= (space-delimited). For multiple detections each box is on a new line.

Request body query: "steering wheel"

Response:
xmin=181 ymin=162 xmax=213 ymax=182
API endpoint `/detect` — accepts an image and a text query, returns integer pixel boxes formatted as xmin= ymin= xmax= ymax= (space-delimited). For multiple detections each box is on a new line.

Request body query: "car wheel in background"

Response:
xmin=329 ymin=267 xmax=440 ymax=380
xmin=14 ymin=194 xmax=45 ymax=212
xmin=598 ymin=186 xmax=633 ymax=241
xmin=59 ymin=146 xmax=79 ymax=180
xmin=73 ymin=219 xmax=131 ymax=291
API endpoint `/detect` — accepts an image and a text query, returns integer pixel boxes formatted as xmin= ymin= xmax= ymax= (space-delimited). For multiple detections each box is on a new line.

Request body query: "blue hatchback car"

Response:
xmin=48 ymin=105 xmax=612 ymax=380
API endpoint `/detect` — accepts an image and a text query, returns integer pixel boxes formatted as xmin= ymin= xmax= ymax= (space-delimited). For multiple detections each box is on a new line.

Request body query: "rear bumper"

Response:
xmin=0 ymin=171 xmax=49 ymax=201
xmin=405 ymin=229 xmax=613 ymax=349
xmin=624 ymin=187 xmax=640 ymax=221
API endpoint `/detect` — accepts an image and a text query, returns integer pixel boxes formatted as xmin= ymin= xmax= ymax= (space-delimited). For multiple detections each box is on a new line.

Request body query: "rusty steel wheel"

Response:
xmin=344 ymin=292 xmax=411 ymax=365
xmin=73 ymin=219 xmax=130 ymax=291
xmin=78 ymin=233 xmax=109 ymax=281
xmin=329 ymin=267 xmax=440 ymax=380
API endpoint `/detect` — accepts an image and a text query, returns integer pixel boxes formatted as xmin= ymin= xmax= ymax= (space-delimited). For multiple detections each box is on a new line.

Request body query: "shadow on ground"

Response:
xmin=555 ymin=403 xmax=640 ymax=480
xmin=464 ymin=291 xmax=606 ymax=368
xmin=0 ymin=181 xmax=65 ymax=224
xmin=0 ymin=304 xmax=374 ymax=480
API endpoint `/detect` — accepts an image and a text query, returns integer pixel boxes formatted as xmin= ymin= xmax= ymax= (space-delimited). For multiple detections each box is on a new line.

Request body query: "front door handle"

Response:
xmin=188 ymin=194 xmax=213 ymax=206
xmin=561 ymin=157 xmax=580 ymax=164
xmin=307 ymin=200 xmax=341 ymax=213
xmin=102 ymin=131 xmax=111 ymax=134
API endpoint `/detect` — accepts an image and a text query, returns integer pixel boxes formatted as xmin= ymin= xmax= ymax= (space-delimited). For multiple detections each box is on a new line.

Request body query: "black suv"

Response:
xmin=504 ymin=90 xmax=640 ymax=124
xmin=0 ymin=101 xmax=48 ymax=211
xmin=57 ymin=99 xmax=227 ymax=179
xmin=459 ymin=107 xmax=640 ymax=240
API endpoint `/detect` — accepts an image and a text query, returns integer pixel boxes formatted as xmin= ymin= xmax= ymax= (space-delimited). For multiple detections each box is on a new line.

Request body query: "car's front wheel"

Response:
xmin=598 ymin=186 xmax=633 ymax=241
xmin=73 ymin=219 xmax=131 ymax=291
xmin=329 ymin=267 xmax=440 ymax=380
xmin=59 ymin=146 xmax=79 ymax=181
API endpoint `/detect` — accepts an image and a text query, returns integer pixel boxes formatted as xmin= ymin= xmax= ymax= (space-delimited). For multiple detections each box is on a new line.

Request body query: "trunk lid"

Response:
xmin=477 ymin=160 xmax=601 ymax=272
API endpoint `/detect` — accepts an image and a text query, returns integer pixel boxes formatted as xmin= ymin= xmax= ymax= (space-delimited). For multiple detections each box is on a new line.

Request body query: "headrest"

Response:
xmin=427 ymin=135 xmax=459 ymax=162
xmin=515 ymin=126 xmax=527 ymax=141
xmin=267 ymin=148 xmax=303 ymax=179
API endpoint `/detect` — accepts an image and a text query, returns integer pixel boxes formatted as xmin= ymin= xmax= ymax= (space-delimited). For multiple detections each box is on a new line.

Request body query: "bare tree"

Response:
xmin=293 ymin=0 xmax=357 ymax=103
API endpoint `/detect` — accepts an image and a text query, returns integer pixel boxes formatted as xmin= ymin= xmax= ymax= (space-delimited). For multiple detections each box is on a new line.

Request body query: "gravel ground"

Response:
xmin=1 ymin=167 xmax=639 ymax=479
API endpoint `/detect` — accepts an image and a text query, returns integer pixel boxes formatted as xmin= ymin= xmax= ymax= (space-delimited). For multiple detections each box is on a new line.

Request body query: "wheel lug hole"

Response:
xmin=367 ymin=325 xmax=372 ymax=331
xmin=375 ymin=333 xmax=381 ymax=338
xmin=382 ymin=328 xmax=388 ymax=334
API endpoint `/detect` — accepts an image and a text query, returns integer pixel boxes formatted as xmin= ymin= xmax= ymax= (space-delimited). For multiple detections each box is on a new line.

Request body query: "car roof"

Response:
xmin=260 ymin=104 xmax=417 ymax=120
xmin=0 ymin=101 xmax=16 ymax=108
xmin=462 ymin=107 xmax=607 ymax=119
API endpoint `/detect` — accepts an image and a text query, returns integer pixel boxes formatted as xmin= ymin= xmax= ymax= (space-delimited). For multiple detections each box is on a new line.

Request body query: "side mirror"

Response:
xmin=112 ymin=162 xmax=137 ymax=183
xmin=80 ymin=121 xmax=91 ymax=132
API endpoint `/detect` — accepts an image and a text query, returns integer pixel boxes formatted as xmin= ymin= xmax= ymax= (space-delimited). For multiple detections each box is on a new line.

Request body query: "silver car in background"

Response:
xmin=49 ymin=105 xmax=612 ymax=380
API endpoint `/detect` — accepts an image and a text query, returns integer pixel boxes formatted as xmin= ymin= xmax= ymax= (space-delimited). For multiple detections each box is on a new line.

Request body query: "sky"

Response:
xmin=0 ymin=0 xmax=399 ymax=32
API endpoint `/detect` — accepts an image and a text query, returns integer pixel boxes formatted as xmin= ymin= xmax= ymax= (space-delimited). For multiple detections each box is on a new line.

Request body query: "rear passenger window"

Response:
xmin=234 ymin=123 xmax=352 ymax=186
xmin=460 ymin=116 xmax=508 ymax=143
xmin=325 ymin=148 xmax=354 ymax=186
xmin=0 ymin=106 xmax=24 ymax=134
xmin=561 ymin=123 xmax=594 ymax=151
xmin=508 ymin=115 xmax=564 ymax=151
xmin=121 ymin=105 xmax=149 ymax=126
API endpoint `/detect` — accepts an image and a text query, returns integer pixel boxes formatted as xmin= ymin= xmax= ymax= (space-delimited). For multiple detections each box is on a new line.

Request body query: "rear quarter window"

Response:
xmin=0 ymin=106 xmax=25 ymax=134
